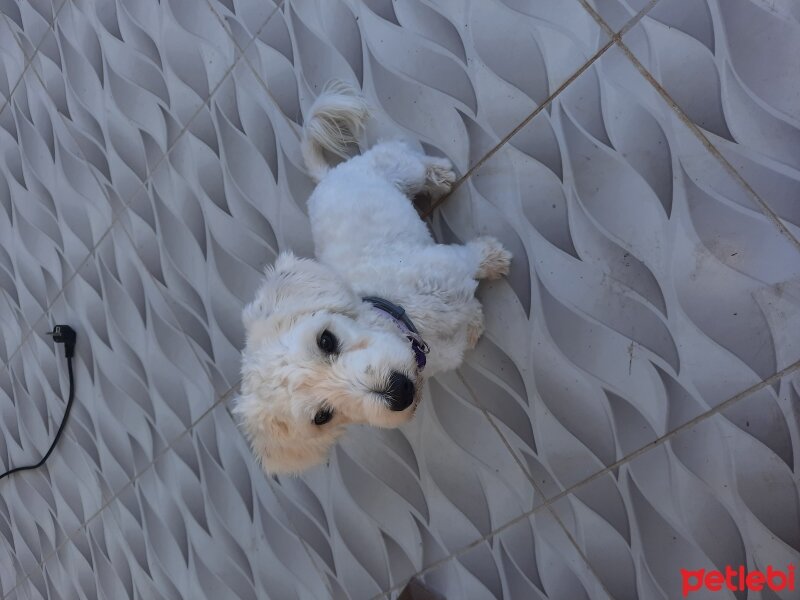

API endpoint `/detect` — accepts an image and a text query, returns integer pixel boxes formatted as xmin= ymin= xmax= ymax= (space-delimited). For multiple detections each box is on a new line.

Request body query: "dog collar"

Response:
xmin=362 ymin=296 xmax=430 ymax=371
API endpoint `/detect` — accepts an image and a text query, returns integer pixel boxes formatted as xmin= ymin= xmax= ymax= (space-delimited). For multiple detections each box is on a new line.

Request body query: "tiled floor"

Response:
xmin=1 ymin=0 xmax=799 ymax=598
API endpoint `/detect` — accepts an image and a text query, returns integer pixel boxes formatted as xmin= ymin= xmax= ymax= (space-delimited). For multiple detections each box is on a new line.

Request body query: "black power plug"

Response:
xmin=0 ymin=324 xmax=78 ymax=481
xmin=47 ymin=324 xmax=76 ymax=358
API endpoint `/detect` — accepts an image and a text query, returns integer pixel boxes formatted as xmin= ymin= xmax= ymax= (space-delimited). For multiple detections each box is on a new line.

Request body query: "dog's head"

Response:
xmin=236 ymin=252 xmax=421 ymax=475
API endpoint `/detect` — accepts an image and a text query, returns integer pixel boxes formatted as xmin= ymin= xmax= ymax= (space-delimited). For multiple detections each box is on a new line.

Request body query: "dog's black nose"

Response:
xmin=385 ymin=372 xmax=415 ymax=411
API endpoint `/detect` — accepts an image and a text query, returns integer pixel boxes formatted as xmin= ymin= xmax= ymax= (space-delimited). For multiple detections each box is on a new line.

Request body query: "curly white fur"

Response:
xmin=301 ymin=80 xmax=370 ymax=182
xmin=237 ymin=81 xmax=511 ymax=475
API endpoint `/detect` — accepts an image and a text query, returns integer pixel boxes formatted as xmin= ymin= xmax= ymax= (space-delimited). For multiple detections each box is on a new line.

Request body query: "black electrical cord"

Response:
xmin=0 ymin=325 xmax=76 ymax=482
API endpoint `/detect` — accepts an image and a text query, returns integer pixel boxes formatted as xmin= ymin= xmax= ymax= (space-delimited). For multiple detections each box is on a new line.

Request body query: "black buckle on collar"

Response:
xmin=362 ymin=296 xmax=418 ymax=334
xmin=363 ymin=296 xmax=430 ymax=370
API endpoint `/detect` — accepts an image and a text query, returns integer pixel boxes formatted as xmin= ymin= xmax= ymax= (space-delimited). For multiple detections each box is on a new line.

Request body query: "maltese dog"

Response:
xmin=236 ymin=81 xmax=511 ymax=474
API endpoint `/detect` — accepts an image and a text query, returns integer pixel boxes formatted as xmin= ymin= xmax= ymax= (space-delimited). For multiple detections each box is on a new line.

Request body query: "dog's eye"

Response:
xmin=313 ymin=407 xmax=334 ymax=426
xmin=317 ymin=330 xmax=338 ymax=354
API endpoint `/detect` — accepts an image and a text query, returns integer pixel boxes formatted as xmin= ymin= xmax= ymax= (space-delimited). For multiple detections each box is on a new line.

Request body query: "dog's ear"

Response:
xmin=243 ymin=252 xmax=300 ymax=328
xmin=242 ymin=251 xmax=355 ymax=330
xmin=232 ymin=393 xmax=295 ymax=472
xmin=233 ymin=392 xmax=336 ymax=475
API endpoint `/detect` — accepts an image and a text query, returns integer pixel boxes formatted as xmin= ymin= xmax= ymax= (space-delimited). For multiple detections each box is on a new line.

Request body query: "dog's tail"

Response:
xmin=301 ymin=80 xmax=370 ymax=182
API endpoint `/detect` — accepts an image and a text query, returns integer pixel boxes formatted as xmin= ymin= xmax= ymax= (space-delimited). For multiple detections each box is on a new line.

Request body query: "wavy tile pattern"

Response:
xmin=620 ymin=0 xmax=800 ymax=238
xmin=550 ymin=371 xmax=800 ymax=600
xmin=1 ymin=0 xmax=799 ymax=598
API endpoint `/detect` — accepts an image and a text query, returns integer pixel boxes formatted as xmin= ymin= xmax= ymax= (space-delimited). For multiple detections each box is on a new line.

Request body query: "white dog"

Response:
xmin=236 ymin=82 xmax=511 ymax=474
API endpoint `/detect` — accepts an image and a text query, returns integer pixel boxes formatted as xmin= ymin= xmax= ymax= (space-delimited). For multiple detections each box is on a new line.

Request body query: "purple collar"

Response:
xmin=363 ymin=296 xmax=429 ymax=371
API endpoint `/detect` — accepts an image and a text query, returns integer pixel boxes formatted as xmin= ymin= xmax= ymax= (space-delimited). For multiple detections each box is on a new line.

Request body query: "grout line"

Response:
xmin=614 ymin=40 xmax=800 ymax=252
xmin=420 ymin=0 xmax=667 ymax=223
xmin=575 ymin=0 xmax=616 ymax=38
xmin=545 ymin=0 xmax=797 ymax=256
xmin=454 ymin=371 xmax=547 ymax=506
xmin=375 ymin=358 xmax=800 ymax=599
xmin=203 ymin=0 xmax=302 ymax=141
xmin=116 ymin=224 xmax=236 ymax=390
xmin=539 ymin=500 xmax=615 ymax=600
xmin=0 ymin=0 xmax=287 ymax=375
xmin=0 ymin=21 xmax=30 ymax=121
xmin=420 ymin=37 xmax=616 ymax=219
xmin=0 ymin=0 xmax=69 ymax=120
xmin=618 ymin=0 xmax=662 ymax=36
xmin=577 ymin=0 xmax=661 ymax=39
xmin=453 ymin=371 xmax=617 ymax=599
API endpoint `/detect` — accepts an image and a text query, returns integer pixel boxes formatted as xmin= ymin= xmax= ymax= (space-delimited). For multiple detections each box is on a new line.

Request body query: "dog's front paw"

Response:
xmin=424 ymin=157 xmax=457 ymax=196
xmin=472 ymin=236 xmax=512 ymax=280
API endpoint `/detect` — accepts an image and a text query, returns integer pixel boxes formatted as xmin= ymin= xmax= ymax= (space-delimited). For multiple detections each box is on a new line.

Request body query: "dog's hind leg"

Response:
xmin=419 ymin=237 xmax=511 ymax=282
xmin=467 ymin=236 xmax=512 ymax=280
xmin=366 ymin=142 xmax=456 ymax=198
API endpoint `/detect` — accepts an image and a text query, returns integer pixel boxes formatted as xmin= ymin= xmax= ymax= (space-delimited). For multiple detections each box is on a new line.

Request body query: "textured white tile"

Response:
xmin=450 ymin=42 xmax=800 ymax=503
xmin=0 ymin=68 xmax=116 ymax=345
xmin=552 ymin=372 xmax=800 ymax=600
xmin=620 ymin=0 xmax=800 ymax=242
xmin=1 ymin=0 xmax=799 ymax=597
xmin=223 ymin=384 xmax=539 ymax=599
xmin=0 ymin=225 xmax=221 ymax=586
xmin=108 ymin=404 xmax=332 ymax=600
xmin=401 ymin=506 xmax=613 ymax=600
